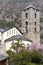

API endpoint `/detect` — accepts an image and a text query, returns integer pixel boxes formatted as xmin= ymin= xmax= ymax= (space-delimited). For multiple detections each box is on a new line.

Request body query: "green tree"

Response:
xmin=31 ymin=50 xmax=43 ymax=64
xmin=10 ymin=39 xmax=25 ymax=53
xmin=6 ymin=39 xmax=25 ymax=65
xmin=0 ymin=20 xmax=6 ymax=27
xmin=6 ymin=39 xmax=43 ymax=65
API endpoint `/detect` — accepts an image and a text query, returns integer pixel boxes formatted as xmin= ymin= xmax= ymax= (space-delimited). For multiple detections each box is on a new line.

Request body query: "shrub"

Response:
xmin=31 ymin=50 xmax=43 ymax=64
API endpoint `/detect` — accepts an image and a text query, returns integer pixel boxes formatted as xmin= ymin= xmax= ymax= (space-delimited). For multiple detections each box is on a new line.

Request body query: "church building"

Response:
xmin=0 ymin=26 xmax=32 ymax=54
xmin=0 ymin=4 xmax=40 ymax=54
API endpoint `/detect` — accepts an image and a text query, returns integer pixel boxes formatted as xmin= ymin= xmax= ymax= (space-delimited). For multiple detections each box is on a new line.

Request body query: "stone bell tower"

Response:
xmin=22 ymin=4 xmax=40 ymax=48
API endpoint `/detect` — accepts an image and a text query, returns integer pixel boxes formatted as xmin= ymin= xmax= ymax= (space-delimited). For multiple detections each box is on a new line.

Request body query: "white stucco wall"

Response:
xmin=0 ymin=27 xmax=22 ymax=53
xmin=5 ymin=40 xmax=32 ymax=51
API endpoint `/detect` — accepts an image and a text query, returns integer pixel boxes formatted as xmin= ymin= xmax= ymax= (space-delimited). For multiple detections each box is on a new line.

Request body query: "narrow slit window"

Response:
xmin=25 ymin=21 xmax=28 ymax=33
xmin=34 ymin=13 xmax=36 ymax=18
xmin=26 ymin=26 xmax=28 ymax=33
xmin=26 ymin=21 xmax=28 ymax=25
xmin=26 ymin=13 xmax=28 ymax=18
xmin=35 ymin=28 xmax=36 ymax=32
xmin=35 ymin=22 xmax=36 ymax=26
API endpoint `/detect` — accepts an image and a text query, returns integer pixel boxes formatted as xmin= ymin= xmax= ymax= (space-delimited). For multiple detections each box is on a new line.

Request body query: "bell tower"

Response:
xmin=22 ymin=4 xmax=40 ymax=49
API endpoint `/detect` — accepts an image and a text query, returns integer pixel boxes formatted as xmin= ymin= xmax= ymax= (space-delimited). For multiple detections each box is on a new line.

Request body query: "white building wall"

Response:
xmin=0 ymin=27 xmax=22 ymax=54
xmin=5 ymin=40 xmax=32 ymax=51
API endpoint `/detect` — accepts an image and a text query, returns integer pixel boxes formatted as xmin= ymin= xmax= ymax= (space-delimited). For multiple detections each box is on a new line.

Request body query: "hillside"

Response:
xmin=8 ymin=0 xmax=43 ymax=17
xmin=0 ymin=0 xmax=43 ymax=44
xmin=0 ymin=0 xmax=43 ymax=17
xmin=9 ymin=0 xmax=32 ymax=3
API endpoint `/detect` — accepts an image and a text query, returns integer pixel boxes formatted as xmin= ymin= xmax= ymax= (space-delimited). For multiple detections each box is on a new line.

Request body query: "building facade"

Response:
xmin=0 ymin=27 xmax=32 ymax=54
xmin=0 ymin=4 xmax=40 ymax=54
xmin=0 ymin=27 xmax=22 ymax=54
xmin=22 ymin=4 xmax=40 ymax=49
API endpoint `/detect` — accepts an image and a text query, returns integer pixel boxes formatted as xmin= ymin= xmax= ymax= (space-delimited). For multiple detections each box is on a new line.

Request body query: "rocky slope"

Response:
xmin=0 ymin=0 xmax=43 ymax=44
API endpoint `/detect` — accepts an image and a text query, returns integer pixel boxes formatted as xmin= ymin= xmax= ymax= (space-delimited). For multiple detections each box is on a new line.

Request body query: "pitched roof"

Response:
xmin=15 ymin=26 xmax=23 ymax=35
xmin=5 ymin=35 xmax=32 ymax=42
xmin=0 ymin=29 xmax=5 ymax=33
xmin=0 ymin=55 xmax=8 ymax=61
xmin=0 ymin=26 xmax=23 ymax=34
xmin=24 ymin=4 xmax=40 ymax=11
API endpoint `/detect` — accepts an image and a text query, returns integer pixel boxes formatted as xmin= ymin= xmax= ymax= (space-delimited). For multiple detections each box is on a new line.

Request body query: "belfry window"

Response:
xmin=25 ymin=21 xmax=28 ymax=33
xmin=35 ymin=28 xmax=36 ymax=32
xmin=26 ymin=13 xmax=28 ymax=18
xmin=35 ymin=22 xmax=36 ymax=26
xmin=26 ymin=21 xmax=28 ymax=25
xmin=34 ymin=13 xmax=36 ymax=18
xmin=25 ymin=26 xmax=28 ymax=33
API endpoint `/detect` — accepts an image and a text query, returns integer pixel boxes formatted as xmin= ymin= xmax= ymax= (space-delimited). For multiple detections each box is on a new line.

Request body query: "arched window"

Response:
xmin=35 ymin=28 xmax=36 ymax=32
xmin=26 ymin=13 xmax=28 ymax=18
xmin=25 ymin=21 xmax=28 ymax=33
xmin=26 ymin=21 xmax=28 ymax=25
xmin=34 ymin=13 xmax=36 ymax=18
xmin=35 ymin=22 xmax=36 ymax=26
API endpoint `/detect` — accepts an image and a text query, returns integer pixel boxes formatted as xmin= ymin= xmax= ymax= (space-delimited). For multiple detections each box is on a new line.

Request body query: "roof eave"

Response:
xmin=23 ymin=7 xmax=40 ymax=11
